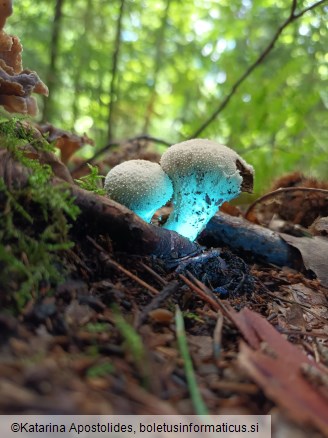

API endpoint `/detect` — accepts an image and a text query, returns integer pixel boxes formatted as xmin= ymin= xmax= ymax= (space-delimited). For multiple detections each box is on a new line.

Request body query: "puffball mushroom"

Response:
xmin=104 ymin=159 xmax=173 ymax=223
xmin=160 ymin=139 xmax=254 ymax=241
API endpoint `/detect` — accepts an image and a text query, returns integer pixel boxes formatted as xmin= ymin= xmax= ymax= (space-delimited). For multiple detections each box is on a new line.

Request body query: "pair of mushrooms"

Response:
xmin=104 ymin=139 xmax=254 ymax=241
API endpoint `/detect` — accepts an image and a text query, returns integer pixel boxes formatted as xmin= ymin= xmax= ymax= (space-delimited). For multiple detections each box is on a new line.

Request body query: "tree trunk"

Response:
xmin=143 ymin=0 xmax=172 ymax=133
xmin=42 ymin=0 xmax=65 ymax=122
xmin=71 ymin=0 xmax=93 ymax=123
xmin=107 ymin=0 xmax=126 ymax=142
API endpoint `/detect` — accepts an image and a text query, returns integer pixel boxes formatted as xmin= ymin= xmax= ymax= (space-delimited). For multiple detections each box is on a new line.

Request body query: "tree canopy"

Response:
xmin=6 ymin=0 xmax=328 ymax=193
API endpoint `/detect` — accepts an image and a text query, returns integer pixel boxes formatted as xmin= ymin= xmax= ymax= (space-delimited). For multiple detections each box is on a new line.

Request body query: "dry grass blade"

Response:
xmin=213 ymin=311 xmax=224 ymax=360
xmin=175 ymin=305 xmax=209 ymax=415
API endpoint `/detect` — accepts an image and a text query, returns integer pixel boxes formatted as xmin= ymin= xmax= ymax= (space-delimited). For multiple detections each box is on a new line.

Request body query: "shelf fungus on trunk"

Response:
xmin=0 ymin=0 xmax=48 ymax=116
xmin=160 ymin=139 xmax=254 ymax=241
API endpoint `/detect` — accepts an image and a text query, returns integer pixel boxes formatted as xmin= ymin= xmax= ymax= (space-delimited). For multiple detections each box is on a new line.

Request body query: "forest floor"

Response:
xmin=0 ymin=129 xmax=328 ymax=437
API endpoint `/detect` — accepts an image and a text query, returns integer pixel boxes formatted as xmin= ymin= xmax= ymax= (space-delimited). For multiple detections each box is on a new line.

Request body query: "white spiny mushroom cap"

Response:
xmin=104 ymin=159 xmax=173 ymax=223
xmin=160 ymin=139 xmax=254 ymax=241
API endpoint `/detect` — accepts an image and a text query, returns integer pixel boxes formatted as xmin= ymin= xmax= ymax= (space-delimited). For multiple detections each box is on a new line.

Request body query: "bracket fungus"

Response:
xmin=160 ymin=139 xmax=254 ymax=241
xmin=0 ymin=0 xmax=48 ymax=115
xmin=104 ymin=159 xmax=173 ymax=223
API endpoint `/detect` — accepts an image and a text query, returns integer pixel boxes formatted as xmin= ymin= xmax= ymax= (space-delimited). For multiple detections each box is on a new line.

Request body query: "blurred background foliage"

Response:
xmin=6 ymin=0 xmax=328 ymax=194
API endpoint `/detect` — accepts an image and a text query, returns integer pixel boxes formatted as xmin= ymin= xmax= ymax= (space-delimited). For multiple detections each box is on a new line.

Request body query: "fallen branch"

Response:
xmin=200 ymin=212 xmax=302 ymax=268
xmin=1 ymin=148 xmax=303 ymax=269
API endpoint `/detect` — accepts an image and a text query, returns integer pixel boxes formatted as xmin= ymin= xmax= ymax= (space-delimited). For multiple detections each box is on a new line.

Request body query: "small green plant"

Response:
xmin=175 ymin=305 xmax=209 ymax=415
xmin=75 ymin=164 xmax=106 ymax=195
xmin=113 ymin=308 xmax=149 ymax=387
xmin=183 ymin=311 xmax=203 ymax=323
xmin=86 ymin=322 xmax=110 ymax=333
xmin=86 ymin=361 xmax=114 ymax=378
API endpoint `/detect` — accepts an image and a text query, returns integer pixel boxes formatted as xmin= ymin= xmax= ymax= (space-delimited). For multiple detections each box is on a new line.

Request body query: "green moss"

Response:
xmin=0 ymin=118 xmax=80 ymax=310
xmin=75 ymin=164 xmax=106 ymax=195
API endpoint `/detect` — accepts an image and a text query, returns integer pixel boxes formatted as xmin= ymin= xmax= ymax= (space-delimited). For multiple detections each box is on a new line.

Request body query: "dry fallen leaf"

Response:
xmin=234 ymin=308 xmax=328 ymax=436
xmin=280 ymin=234 xmax=328 ymax=287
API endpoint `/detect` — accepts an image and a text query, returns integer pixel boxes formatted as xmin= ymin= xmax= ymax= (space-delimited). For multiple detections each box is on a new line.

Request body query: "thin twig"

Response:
xmin=185 ymin=271 xmax=233 ymax=318
xmin=87 ymin=236 xmax=159 ymax=295
xmin=136 ymin=281 xmax=179 ymax=328
xmin=293 ymin=0 xmax=327 ymax=18
xmin=190 ymin=0 xmax=327 ymax=137
xmin=278 ymin=328 xmax=328 ymax=339
xmin=210 ymin=380 xmax=259 ymax=395
xmin=179 ymin=274 xmax=220 ymax=312
xmin=264 ymin=290 xmax=311 ymax=309
xmin=213 ymin=311 xmax=224 ymax=359
xmin=264 ymin=290 xmax=328 ymax=325
xmin=245 ymin=187 xmax=328 ymax=220
xmin=140 ymin=262 xmax=168 ymax=287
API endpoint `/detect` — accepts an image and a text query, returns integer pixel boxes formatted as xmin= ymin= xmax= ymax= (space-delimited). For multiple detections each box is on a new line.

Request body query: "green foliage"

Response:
xmin=75 ymin=164 xmax=106 ymax=195
xmin=113 ymin=311 xmax=145 ymax=367
xmin=86 ymin=361 xmax=114 ymax=378
xmin=175 ymin=305 xmax=209 ymax=415
xmin=86 ymin=322 xmax=110 ymax=333
xmin=113 ymin=308 xmax=149 ymax=386
xmin=6 ymin=1 xmax=328 ymax=191
xmin=0 ymin=120 xmax=79 ymax=310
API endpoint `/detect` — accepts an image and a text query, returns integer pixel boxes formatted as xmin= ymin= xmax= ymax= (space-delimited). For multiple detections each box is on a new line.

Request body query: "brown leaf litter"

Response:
xmin=0 ymin=134 xmax=328 ymax=438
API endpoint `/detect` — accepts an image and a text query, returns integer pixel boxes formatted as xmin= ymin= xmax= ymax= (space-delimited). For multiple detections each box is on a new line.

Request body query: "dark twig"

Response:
xmin=190 ymin=0 xmax=327 ymax=138
xmin=244 ymin=187 xmax=328 ymax=220
xmin=140 ymin=262 xmax=168 ymax=287
xmin=213 ymin=311 xmax=224 ymax=359
xmin=87 ymin=236 xmax=159 ymax=296
xmin=293 ymin=0 xmax=327 ymax=18
xmin=277 ymin=328 xmax=328 ymax=339
xmin=71 ymin=134 xmax=172 ymax=176
xmin=136 ymin=281 xmax=179 ymax=327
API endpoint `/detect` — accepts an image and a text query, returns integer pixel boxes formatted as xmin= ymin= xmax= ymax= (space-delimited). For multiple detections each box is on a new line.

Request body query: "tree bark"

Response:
xmin=107 ymin=0 xmax=126 ymax=142
xmin=72 ymin=0 xmax=93 ymax=122
xmin=143 ymin=0 xmax=172 ymax=133
xmin=200 ymin=212 xmax=301 ymax=268
xmin=42 ymin=0 xmax=65 ymax=122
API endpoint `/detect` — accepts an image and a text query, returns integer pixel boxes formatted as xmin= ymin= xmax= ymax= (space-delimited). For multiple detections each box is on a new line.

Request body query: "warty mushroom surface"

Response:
xmin=104 ymin=159 xmax=173 ymax=223
xmin=160 ymin=138 xmax=254 ymax=241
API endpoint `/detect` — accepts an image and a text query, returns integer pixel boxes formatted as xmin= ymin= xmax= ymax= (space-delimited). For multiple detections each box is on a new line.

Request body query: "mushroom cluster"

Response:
xmin=0 ymin=0 xmax=48 ymax=115
xmin=104 ymin=139 xmax=254 ymax=241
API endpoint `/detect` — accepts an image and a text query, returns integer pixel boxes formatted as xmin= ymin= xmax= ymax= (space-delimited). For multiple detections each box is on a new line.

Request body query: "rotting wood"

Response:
xmin=200 ymin=212 xmax=302 ymax=268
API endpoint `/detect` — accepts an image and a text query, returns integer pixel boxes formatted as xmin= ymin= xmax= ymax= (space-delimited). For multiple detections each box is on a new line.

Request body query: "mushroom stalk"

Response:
xmin=163 ymin=172 xmax=238 ymax=241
